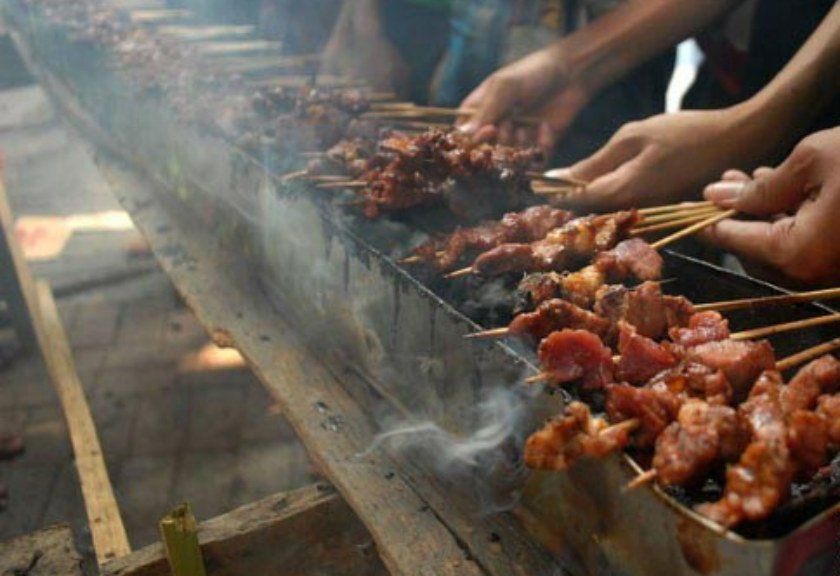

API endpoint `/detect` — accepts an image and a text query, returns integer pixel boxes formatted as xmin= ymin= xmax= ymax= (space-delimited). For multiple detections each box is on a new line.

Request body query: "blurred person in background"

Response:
xmin=554 ymin=0 xmax=839 ymax=210
xmin=319 ymin=0 xmax=452 ymax=102
xmin=455 ymin=0 xmax=754 ymax=161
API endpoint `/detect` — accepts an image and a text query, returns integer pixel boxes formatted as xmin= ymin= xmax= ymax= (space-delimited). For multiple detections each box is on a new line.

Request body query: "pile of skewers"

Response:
xmin=387 ymin=194 xmax=840 ymax=530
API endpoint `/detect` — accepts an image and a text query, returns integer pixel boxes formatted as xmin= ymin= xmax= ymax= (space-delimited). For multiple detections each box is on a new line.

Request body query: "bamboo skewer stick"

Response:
xmin=694 ymin=287 xmax=840 ymax=313
xmin=631 ymin=210 xmax=725 ymax=235
xmin=636 ymin=201 xmax=713 ymax=215
xmin=316 ymin=180 xmax=367 ymax=190
xmin=464 ymin=327 xmax=511 ymax=340
xmin=636 ymin=206 xmax=721 ymax=225
xmin=775 ymin=338 xmax=840 ymax=372
xmin=729 ymin=312 xmax=840 ymax=341
xmin=625 ymin=469 xmax=658 ymax=491
xmin=364 ymin=104 xmax=541 ymax=125
xmin=650 ymin=209 xmax=736 ymax=250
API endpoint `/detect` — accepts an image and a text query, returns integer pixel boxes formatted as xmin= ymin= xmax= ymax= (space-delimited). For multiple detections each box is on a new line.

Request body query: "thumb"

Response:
xmin=704 ymin=158 xmax=813 ymax=216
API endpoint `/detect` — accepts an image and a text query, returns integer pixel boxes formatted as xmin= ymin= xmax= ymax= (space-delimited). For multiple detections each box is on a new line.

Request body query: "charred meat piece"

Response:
xmin=648 ymin=362 xmax=733 ymax=406
xmin=786 ymin=409 xmax=831 ymax=477
xmin=696 ymin=370 xmax=794 ymax=527
xmin=305 ymin=137 xmax=377 ymax=177
xmin=508 ymin=299 xmax=611 ymax=346
xmin=411 ymin=206 xmax=573 ymax=271
xmin=653 ymin=400 xmax=750 ymax=487
xmin=669 ymin=311 xmax=730 ymax=347
xmin=515 ymin=238 xmax=663 ymax=311
xmin=680 ymin=339 xmax=775 ymax=401
xmin=606 ymin=383 xmax=682 ymax=448
xmin=595 ymin=281 xmax=694 ymax=342
xmin=525 ymin=402 xmax=633 ymax=470
xmin=472 ymin=211 xmax=638 ymax=277
xmin=780 ymin=354 xmax=840 ymax=415
xmin=615 ymin=322 xmax=679 ymax=385
xmin=359 ymin=129 xmax=542 ymax=219
xmin=816 ymin=394 xmax=840 ymax=448
xmin=537 ymin=329 xmax=614 ymax=390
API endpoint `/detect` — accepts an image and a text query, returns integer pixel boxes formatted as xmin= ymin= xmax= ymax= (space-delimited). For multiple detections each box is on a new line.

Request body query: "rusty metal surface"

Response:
xmin=3 ymin=3 xmax=837 ymax=575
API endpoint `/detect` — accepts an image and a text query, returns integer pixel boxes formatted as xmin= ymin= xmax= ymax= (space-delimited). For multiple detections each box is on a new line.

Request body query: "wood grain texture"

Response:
xmin=102 ymin=483 xmax=388 ymax=576
xmin=33 ymin=281 xmax=131 ymax=564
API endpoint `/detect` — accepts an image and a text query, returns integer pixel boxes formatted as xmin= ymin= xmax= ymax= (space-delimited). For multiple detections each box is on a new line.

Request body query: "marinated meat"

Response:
xmin=412 ymin=206 xmax=572 ymax=271
xmin=525 ymin=401 xmax=633 ymax=470
xmin=682 ymin=339 xmax=775 ymax=401
xmin=472 ymin=212 xmax=638 ymax=277
xmin=508 ymin=299 xmax=611 ymax=345
xmin=669 ymin=311 xmax=730 ymax=347
xmin=652 ymin=400 xmax=749 ymax=486
xmin=537 ymin=329 xmax=615 ymax=390
xmin=606 ymin=384 xmax=682 ymax=448
xmin=615 ymin=322 xmax=679 ymax=385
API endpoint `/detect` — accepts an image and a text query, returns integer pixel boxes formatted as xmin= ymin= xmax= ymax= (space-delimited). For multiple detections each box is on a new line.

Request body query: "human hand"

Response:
xmin=552 ymin=109 xmax=752 ymax=211
xmin=457 ymin=46 xmax=589 ymax=155
xmin=702 ymin=127 xmax=840 ymax=285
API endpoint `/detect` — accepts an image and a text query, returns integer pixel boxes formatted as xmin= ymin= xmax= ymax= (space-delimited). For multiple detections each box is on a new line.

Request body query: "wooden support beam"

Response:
xmin=0 ymin=179 xmax=38 ymax=351
xmin=102 ymin=484 xmax=388 ymax=576
xmin=33 ymin=281 xmax=131 ymax=565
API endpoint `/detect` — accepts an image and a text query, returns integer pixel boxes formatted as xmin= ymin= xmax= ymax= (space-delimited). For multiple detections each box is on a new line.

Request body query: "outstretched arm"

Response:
xmin=459 ymin=0 xmax=743 ymax=152
xmin=562 ymin=2 xmax=840 ymax=210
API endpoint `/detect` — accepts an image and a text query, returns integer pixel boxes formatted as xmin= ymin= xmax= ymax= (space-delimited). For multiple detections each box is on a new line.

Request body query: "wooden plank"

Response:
xmin=102 ymin=483 xmax=388 ymax=576
xmin=0 ymin=524 xmax=84 ymax=575
xmin=32 ymin=281 xmax=131 ymax=565
xmin=95 ymin=160 xmax=484 ymax=576
xmin=0 ymin=179 xmax=38 ymax=350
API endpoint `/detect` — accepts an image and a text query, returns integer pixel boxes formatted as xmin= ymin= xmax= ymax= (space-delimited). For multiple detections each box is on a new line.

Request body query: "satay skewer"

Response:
xmin=446 ymin=209 xmax=734 ymax=279
xmin=524 ymin=312 xmax=840 ymax=384
xmin=466 ymin=287 xmax=840 ymax=340
xmin=626 ymin=338 xmax=840 ymax=491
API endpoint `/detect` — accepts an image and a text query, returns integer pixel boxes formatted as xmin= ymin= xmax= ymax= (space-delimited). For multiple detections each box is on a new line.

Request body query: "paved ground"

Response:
xmin=0 ymin=33 xmax=316 ymax=560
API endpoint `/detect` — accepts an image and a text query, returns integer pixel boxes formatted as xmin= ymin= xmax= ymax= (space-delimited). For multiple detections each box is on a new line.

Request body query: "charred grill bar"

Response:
xmin=3 ymin=2 xmax=838 ymax=575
